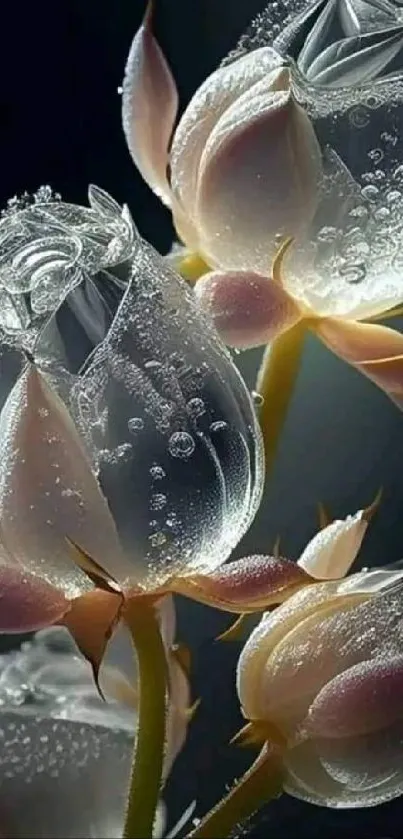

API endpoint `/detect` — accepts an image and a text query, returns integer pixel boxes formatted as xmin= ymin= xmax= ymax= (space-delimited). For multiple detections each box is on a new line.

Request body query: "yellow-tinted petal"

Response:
xmin=315 ymin=317 xmax=403 ymax=407
xmin=237 ymin=581 xmax=365 ymax=720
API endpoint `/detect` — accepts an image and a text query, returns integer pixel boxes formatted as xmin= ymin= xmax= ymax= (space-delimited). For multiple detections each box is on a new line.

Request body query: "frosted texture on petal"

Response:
xmin=195 ymin=83 xmax=322 ymax=272
xmin=298 ymin=509 xmax=367 ymax=580
xmin=0 ymin=566 xmax=68 ymax=633
xmin=237 ymin=580 xmax=346 ymax=718
xmin=246 ymin=583 xmax=403 ymax=732
xmin=0 ymin=628 xmax=136 ymax=837
xmin=194 ymin=270 xmax=300 ymax=348
xmin=285 ymin=734 xmax=403 ymax=808
xmin=170 ymin=47 xmax=283 ymax=225
xmin=225 ymin=4 xmax=403 ymax=319
xmin=67 ymin=241 xmax=263 ymax=587
xmin=0 ymin=364 xmax=127 ymax=596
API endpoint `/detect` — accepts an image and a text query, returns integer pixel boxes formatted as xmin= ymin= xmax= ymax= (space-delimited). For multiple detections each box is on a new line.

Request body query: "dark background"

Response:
xmin=1 ymin=0 xmax=403 ymax=836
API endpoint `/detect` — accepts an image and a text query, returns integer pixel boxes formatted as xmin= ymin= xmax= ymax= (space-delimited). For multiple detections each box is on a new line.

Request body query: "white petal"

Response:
xmin=297 ymin=510 xmax=367 ymax=580
xmin=170 ymin=47 xmax=283 ymax=227
xmin=122 ymin=10 xmax=178 ymax=204
xmin=0 ymin=364 xmax=128 ymax=597
xmin=194 ymin=79 xmax=322 ymax=272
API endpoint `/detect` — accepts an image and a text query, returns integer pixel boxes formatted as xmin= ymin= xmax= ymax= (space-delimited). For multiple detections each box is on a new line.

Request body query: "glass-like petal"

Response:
xmin=0 ymin=188 xmax=137 ymax=340
xmin=233 ymin=0 xmax=401 ymax=87
xmin=68 ymin=240 xmax=264 ymax=588
xmin=298 ymin=508 xmax=368 ymax=579
xmin=228 ymin=4 xmax=403 ymax=320
xmin=170 ymin=47 xmax=283 ymax=227
xmin=0 ymin=363 xmax=128 ymax=597
xmin=0 ymin=629 xmax=168 ymax=837
xmin=0 ymin=713 xmax=134 ymax=838
xmin=122 ymin=8 xmax=178 ymax=205
xmin=280 ymin=122 xmax=403 ymax=319
xmin=306 ymin=26 xmax=403 ymax=87
xmin=285 ymin=733 xmax=403 ymax=807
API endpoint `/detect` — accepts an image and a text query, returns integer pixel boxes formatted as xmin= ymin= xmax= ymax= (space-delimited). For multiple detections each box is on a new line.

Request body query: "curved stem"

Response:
xmin=123 ymin=601 xmax=168 ymax=839
xmin=256 ymin=321 xmax=307 ymax=476
xmin=187 ymin=748 xmax=284 ymax=839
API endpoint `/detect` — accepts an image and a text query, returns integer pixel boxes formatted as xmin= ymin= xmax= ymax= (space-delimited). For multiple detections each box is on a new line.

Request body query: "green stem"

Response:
xmin=256 ymin=320 xmax=307 ymax=476
xmin=187 ymin=749 xmax=284 ymax=839
xmin=123 ymin=601 xmax=168 ymax=839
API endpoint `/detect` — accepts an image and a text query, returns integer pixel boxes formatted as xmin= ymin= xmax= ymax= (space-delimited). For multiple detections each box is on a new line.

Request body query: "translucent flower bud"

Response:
xmin=0 ymin=189 xmax=264 ymax=592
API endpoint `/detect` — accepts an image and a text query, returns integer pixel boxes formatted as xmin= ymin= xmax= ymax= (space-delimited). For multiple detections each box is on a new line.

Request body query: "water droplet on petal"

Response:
xmin=149 ymin=531 xmax=167 ymax=548
xmin=128 ymin=417 xmax=144 ymax=433
xmin=168 ymin=431 xmax=195 ymax=459
xmin=210 ymin=421 xmax=228 ymax=433
xmin=186 ymin=397 xmax=205 ymax=418
xmin=150 ymin=493 xmax=167 ymax=511
xmin=251 ymin=390 xmax=264 ymax=407
xmin=150 ymin=465 xmax=166 ymax=480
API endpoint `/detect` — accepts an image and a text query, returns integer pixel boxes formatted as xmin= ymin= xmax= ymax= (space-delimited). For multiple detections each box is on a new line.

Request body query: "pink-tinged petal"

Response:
xmin=0 ymin=565 xmax=69 ymax=633
xmin=194 ymin=79 xmax=322 ymax=272
xmin=307 ymin=656 xmax=403 ymax=740
xmin=170 ymin=47 xmax=283 ymax=227
xmin=0 ymin=363 xmax=128 ymax=598
xmin=194 ymin=270 xmax=301 ymax=348
xmin=315 ymin=318 xmax=403 ymax=407
xmin=122 ymin=5 xmax=178 ymax=205
xmin=172 ymin=555 xmax=313 ymax=612
xmin=298 ymin=509 xmax=368 ymax=581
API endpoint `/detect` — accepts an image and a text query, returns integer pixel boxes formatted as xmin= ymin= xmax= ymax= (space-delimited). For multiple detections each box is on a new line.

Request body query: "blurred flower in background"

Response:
xmin=0 ymin=625 xmax=166 ymax=838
